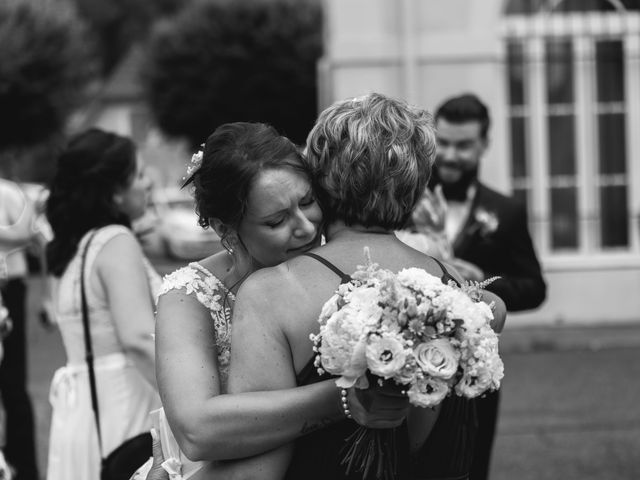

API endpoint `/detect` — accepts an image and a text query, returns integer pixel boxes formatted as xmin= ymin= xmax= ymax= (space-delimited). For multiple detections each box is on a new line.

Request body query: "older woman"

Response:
xmin=202 ymin=93 xmax=506 ymax=480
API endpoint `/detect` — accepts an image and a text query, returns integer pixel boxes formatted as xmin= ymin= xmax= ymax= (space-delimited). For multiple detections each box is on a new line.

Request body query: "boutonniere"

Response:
xmin=473 ymin=207 xmax=499 ymax=237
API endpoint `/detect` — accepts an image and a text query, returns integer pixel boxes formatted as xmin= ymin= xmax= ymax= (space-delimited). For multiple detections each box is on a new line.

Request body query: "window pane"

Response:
xmin=548 ymin=115 xmax=576 ymax=175
xmin=507 ymin=41 xmax=526 ymax=106
xmin=596 ymin=41 xmax=624 ymax=102
xmin=513 ymin=188 xmax=528 ymax=215
xmin=546 ymin=39 xmax=573 ymax=105
xmin=598 ymin=113 xmax=626 ymax=175
xmin=510 ymin=117 xmax=527 ymax=178
xmin=600 ymin=185 xmax=629 ymax=247
xmin=554 ymin=0 xmax=620 ymax=12
xmin=550 ymin=187 xmax=578 ymax=249
xmin=505 ymin=0 xmax=640 ymax=14
xmin=505 ymin=0 xmax=545 ymax=14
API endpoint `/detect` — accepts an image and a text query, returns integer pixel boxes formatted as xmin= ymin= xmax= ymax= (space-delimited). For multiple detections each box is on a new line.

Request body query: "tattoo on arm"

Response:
xmin=300 ymin=417 xmax=334 ymax=436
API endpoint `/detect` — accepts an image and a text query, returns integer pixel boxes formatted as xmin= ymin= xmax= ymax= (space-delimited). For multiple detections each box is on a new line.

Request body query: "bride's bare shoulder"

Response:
xmin=196 ymin=251 xmax=232 ymax=280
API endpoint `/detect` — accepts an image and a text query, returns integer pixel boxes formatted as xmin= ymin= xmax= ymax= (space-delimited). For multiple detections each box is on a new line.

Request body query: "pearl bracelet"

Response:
xmin=340 ymin=388 xmax=352 ymax=419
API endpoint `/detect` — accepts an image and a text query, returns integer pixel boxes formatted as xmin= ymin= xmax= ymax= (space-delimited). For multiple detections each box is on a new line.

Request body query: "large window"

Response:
xmin=504 ymin=0 xmax=640 ymax=255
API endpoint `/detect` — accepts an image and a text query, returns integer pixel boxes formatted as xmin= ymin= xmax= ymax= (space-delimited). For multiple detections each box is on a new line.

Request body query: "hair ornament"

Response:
xmin=186 ymin=144 xmax=205 ymax=176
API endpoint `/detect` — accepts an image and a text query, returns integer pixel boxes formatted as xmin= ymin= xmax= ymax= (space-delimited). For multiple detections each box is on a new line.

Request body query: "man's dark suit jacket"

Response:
xmin=449 ymin=181 xmax=546 ymax=480
xmin=453 ymin=182 xmax=546 ymax=312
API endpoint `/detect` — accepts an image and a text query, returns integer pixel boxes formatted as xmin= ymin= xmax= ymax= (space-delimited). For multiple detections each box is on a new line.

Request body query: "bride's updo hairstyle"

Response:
xmin=46 ymin=128 xmax=137 ymax=276
xmin=184 ymin=122 xmax=307 ymax=250
xmin=304 ymin=92 xmax=436 ymax=230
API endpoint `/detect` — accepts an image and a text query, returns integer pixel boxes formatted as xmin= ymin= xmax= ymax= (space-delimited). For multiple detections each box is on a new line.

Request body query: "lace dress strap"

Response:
xmin=158 ymin=262 xmax=233 ymax=308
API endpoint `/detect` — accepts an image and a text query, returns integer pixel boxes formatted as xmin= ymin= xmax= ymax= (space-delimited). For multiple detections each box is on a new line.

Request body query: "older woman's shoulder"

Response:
xmin=236 ymin=262 xmax=310 ymax=315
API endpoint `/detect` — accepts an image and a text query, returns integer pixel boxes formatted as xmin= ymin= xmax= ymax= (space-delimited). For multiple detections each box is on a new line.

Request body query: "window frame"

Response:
xmin=502 ymin=11 xmax=640 ymax=262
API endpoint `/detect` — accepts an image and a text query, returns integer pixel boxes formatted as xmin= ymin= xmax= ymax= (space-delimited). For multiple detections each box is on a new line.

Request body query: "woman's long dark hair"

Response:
xmin=46 ymin=128 xmax=137 ymax=276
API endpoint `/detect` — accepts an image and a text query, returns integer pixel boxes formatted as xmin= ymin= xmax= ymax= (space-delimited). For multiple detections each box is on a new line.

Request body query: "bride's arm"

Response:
xmin=155 ymin=289 xmax=344 ymax=462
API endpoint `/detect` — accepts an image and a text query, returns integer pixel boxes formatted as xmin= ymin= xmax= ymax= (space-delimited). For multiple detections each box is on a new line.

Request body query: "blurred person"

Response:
xmin=197 ymin=93 xmax=506 ymax=479
xmin=0 ymin=174 xmax=39 ymax=480
xmin=0 ymin=289 xmax=14 ymax=480
xmin=45 ymin=129 xmax=160 ymax=480
xmin=136 ymin=122 xmax=407 ymax=480
xmin=409 ymin=93 xmax=546 ymax=480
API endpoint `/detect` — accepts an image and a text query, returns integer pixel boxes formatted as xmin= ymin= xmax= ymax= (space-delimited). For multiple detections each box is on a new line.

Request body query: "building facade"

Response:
xmin=320 ymin=0 xmax=640 ymax=325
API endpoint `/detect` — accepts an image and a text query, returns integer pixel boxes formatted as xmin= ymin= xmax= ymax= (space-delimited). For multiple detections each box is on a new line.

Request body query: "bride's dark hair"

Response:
xmin=184 ymin=122 xmax=307 ymax=247
xmin=46 ymin=128 xmax=137 ymax=276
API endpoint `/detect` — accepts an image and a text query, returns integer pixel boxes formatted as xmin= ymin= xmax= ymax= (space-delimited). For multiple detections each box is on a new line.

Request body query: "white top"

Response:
xmin=0 ymin=179 xmax=33 ymax=279
xmin=54 ymin=225 xmax=161 ymax=364
xmin=444 ymin=185 xmax=477 ymax=244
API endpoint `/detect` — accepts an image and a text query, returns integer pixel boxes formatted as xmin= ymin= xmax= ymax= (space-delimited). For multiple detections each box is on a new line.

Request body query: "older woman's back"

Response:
xmin=224 ymin=93 xmax=505 ymax=480
xmin=228 ymin=232 xmax=486 ymax=480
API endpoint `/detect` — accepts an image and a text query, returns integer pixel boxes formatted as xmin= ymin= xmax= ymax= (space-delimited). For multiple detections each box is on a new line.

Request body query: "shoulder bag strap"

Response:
xmin=80 ymin=230 xmax=104 ymax=461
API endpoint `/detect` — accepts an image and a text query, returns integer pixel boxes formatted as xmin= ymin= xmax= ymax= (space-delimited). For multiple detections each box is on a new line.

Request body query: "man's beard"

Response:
xmin=428 ymin=163 xmax=479 ymax=201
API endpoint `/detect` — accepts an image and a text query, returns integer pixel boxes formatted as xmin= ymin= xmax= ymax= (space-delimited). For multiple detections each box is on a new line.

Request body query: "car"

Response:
xmin=145 ymin=187 xmax=223 ymax=261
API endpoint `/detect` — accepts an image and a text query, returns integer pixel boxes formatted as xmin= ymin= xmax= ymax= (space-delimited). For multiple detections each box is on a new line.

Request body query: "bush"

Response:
xmin=143 ymin=0 xmax=322 ymax=148
xmin=0 ymin=0 xmax=96 ymax=150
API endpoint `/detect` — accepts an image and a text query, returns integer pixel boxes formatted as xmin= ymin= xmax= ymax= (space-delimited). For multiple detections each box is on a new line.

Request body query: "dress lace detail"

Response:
xmin=159 ymin=262 xmax=234 ymax=386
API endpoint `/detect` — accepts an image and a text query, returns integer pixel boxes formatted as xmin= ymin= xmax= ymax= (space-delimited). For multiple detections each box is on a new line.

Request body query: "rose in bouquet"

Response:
xmin=310 ymin=249 xmax=504 ymax=479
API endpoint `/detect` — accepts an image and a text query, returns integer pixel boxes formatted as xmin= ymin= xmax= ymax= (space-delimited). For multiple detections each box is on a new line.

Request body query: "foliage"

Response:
xmin=143 ymin=0 xmax=322 ymax=148
xmin=73 ymin=0 xmax=189 ymax=75
xmin=0 ymin=0 xmax=97 ymax=150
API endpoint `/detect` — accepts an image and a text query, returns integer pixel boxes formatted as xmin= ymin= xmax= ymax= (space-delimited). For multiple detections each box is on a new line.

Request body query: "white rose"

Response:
xmin=319 ymin=293 xmax=340 ymax=321
xmin=414 ymin=338 xmax=460 ymax=380
xmin=347 ymin=287 xmax=383 ymax=327
xmin=397 ymin=268 xmax=445 ymax=294
xmin=365 ymin=332 xmax=409 ymax=379
xmin=318 ymin=310 xmax=368 ymax=386
xmin=407 ymin=377 xmax=449 ymax=408
xmin=455 ymin=352 xmax=504 ymax=398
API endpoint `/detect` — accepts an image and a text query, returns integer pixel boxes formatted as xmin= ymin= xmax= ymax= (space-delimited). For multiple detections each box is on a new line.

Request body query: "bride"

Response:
xmin=139 ymin=122 xmax=409 ymax=480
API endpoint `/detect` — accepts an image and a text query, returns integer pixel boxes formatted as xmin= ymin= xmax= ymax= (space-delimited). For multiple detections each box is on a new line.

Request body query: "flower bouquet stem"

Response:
xmin=340 ymin=426 xmax=398 ymax=480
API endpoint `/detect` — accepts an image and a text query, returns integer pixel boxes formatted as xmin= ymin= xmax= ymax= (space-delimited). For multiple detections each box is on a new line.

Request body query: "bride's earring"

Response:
xmin=222 ymin=235 xmax=236 ymax=255
xmin=211 ymin=219 xmax=235 ymax=255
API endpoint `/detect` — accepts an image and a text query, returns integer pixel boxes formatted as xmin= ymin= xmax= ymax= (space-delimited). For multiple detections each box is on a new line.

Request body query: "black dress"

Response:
xmin=284 ymin=253 xmax=477 ymax=480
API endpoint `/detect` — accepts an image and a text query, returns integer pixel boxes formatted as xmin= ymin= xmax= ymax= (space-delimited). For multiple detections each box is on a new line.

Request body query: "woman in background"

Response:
xmin=45 ymin=129 xmax=160 ymax=480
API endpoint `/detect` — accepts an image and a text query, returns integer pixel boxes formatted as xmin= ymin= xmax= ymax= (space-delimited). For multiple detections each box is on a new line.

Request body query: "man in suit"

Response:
xmin=411 ymin=93 xmax=546 ymax=479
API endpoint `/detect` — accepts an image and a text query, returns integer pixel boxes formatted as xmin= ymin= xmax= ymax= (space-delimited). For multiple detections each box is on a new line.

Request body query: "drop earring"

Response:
xmin=222 ymin=236 xmax=235 ymax=255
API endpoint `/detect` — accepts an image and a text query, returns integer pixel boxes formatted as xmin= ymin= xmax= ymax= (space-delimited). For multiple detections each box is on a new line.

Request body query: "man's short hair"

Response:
xmin=435 ymin=93 xmax=491 ymax=139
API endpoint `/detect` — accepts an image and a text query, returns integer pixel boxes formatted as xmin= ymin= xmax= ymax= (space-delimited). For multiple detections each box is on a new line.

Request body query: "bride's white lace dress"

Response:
xmin=135 ymin=262 xmax=233 ymax=480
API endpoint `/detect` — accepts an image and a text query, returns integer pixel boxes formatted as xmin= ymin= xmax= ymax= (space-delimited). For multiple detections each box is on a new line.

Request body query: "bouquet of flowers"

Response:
xmin=310 ymin=249 xmax=504 ymax=479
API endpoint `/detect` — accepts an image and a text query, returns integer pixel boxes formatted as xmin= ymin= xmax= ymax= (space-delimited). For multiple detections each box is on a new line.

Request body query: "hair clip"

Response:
xmin=186 ymin=145 xmax=204 ymax=177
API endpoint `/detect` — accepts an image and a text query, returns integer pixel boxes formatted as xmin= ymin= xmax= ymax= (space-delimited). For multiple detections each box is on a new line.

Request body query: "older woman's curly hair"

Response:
xmin=304 ymin=92 xmax=436 ymax=230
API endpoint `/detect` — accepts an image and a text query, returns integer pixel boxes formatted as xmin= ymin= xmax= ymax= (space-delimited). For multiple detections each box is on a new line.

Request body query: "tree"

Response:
xmin=0 ymin=0 xmax=96 ymax=151
xmin=73 ymin=0 xmax=189 ymax=75
xmin=143 ymin=0 xmax=322 ymax=148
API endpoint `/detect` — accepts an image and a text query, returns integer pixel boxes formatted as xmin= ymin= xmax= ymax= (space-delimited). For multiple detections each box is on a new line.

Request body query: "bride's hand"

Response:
xmin=346 ymin=386 xmax=410 ymax=429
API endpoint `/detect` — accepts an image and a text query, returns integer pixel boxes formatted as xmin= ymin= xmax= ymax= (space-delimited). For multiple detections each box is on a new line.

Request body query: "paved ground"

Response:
xmin=493 ymin=329 xmax=640 ymax=480
xmin=19 ymin=274 xmax=640 ymax=480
